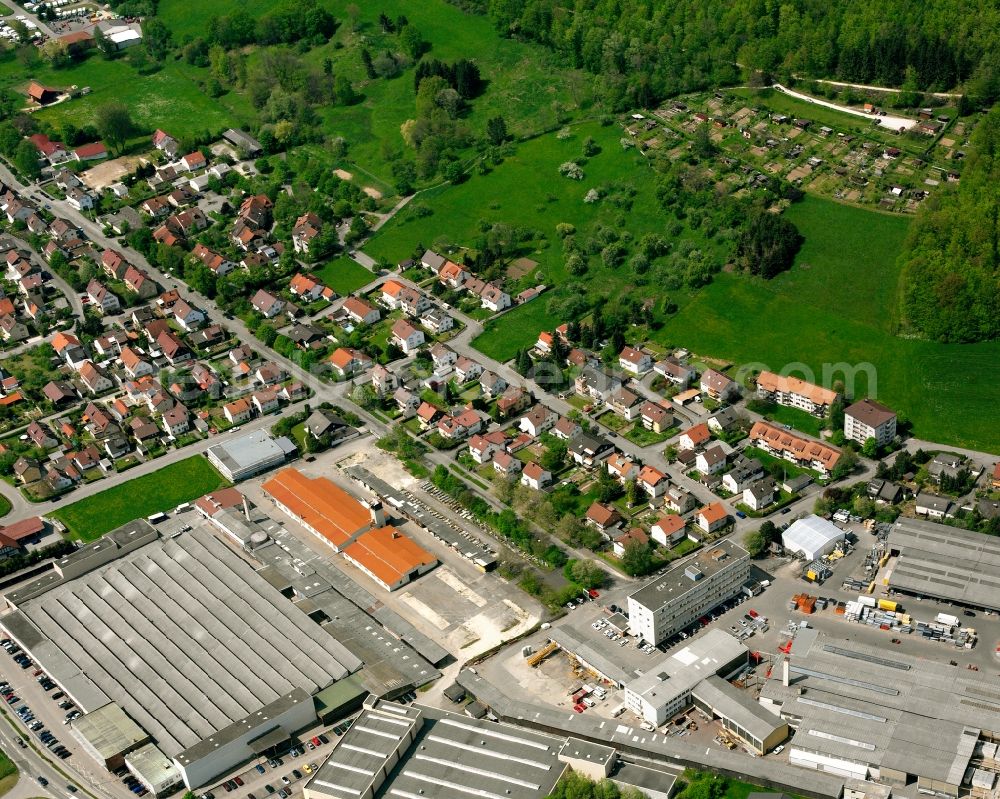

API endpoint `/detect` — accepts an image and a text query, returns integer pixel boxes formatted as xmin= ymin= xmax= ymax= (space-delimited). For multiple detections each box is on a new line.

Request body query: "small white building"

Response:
xmin=781 ymin=514 xmax=845 ymax=560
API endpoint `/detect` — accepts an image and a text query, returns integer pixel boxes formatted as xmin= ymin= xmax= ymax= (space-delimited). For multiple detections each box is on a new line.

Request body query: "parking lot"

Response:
xmin=200 ymin=723 xmax=354 ymax=799
xmin=0 ymin=636 xmax=137 ymax=799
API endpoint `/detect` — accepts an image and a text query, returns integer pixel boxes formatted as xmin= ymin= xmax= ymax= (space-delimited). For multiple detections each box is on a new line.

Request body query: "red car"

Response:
xmin=573 ymin=703 xmax=586 ymax=714
xmin=748 ymin=609 xmax=759 ymax=618
xmin=587 ymin=589 xmax=600 ymax=599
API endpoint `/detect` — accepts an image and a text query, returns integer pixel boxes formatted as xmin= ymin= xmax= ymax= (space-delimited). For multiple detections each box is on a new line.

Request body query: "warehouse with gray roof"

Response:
xmin=1 ymin=522 xmax=363 ymax=788
xmin=303 ymin=696 xmax=568 ymax=799
xmin=886 ymin=516 xmax=1000 ymax=611
xmin=759 ymin=628 xmax=1000 ymax=796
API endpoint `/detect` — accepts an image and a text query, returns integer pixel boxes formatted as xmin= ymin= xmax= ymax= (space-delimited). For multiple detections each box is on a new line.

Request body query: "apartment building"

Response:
xmin=627 ymin=540 xmax=750 ymax=645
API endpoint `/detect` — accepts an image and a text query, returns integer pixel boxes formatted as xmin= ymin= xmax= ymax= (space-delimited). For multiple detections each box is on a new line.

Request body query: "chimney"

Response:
xmin=782 ymin=657 xmax=790 ymax=687
xmin=369 ymin=501 xmax=386 ymax=528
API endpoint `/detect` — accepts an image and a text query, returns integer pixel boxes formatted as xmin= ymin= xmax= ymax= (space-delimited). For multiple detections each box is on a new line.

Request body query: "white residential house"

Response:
xmin=619 ymin=346 xmax=653 ymax=375
xmin=521 ymin=462 xmax=552 ymax=490
xmin=696 ymin=445 xmax=728 ymax=475
xmin=390 ymin=319 xmax=425 ymax=355
xmin=519 ymin=405 xmax=557 ymax=437
xmin=650 ymin=516 xmax=686 ymax=548
xmin=468 ymin=431 xmax=506 ymax=464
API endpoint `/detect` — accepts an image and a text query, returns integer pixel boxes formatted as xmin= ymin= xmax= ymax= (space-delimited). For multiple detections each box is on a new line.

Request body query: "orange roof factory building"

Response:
xmin=262 ymin=468 xmax=438 ymax=591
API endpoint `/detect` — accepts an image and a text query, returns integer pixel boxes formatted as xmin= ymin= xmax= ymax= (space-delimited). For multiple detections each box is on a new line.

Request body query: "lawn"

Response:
xmin=313 ymin=257 xmax=375 ymax=296
xmin=51 ymin=457 xmax=230 ymax=541
xmin=472 ymin=301 xmax=564 ymax=363
xmin=0 ymin=53 xmax=255 ymax=140
xmin=0 ymin=746 xmax=16 ymax=799
xmin=158 ymin=0 xmax=590 ymax=187
xmin=0 ymin=492 xmax=10 ymax=518
xmin=652 ymin=196 xmax=1000 ymax=454
xmin=760 ymin=404 xmax=824 ymax=438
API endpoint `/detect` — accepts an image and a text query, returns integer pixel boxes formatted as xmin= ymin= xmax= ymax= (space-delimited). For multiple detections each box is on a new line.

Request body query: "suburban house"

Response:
xmin=437 ymin=408 xmax=485 ymax=441
xmin=479 ymin=285 xmax=511 ymax=313
xmin=552 ymin=417 xmax=581 ymax=440
xmin=722 ymin=458 xmax=765 ymax=494
xmin=468 ymin=431 xmax=507 ymax=464
xmin=172 ymin=299 xmax=206 ymax=331
xmin=251 ymin=289 xmax=285 ymax=318
xmin=574 ymin=367 xmax=622 ymax=402
xmin=742 ymin=478 xmax=778 ymax=511
xmin=292 ymin=212 xmax=323 ymax=254
xmin=679 ymin=423 xmax=711 ymax=451
xmin=437 ymin=260 xmax=468 ymax=288
xmin=637 ymin=465 xmax=667 ymax=498
xmin=252 ymin=388 xmax=280 ymax=415
xmin=430 ymin=343 xmax=457 ymax=371
xmin=700 ymin=369 xmax=739 ymax=402
xmin=120 ymin=347 xmax=154 ymax=379
xmin=79 ymin=361 xmax=113 ymax=394
xmin=0 ymin=316 xmax=27 ymax=342
xmin=665 ymin=487 xmax=697 ymax=514
xmin=479 ymin=371 xmax=507 ymax=398
xmin=520 ymin=461 xmax=552 ymax=490
xmin=707 ymin=407 xmax=741 ymax=434
xmin=289 ymin=272 xmax=333 ymax=303
xmin=223 ymin=398 xmax=253 ymax=425
xmin=569 ymin=432 xmax=614 ymax=468
xmin=606 ymin=453 xmax=637 ymax=483
xmin=914 ymin=492 xmax=954 ymax=519
xmin=756 ymin=371 xmax=839 ymax=417
xmin=492 ymin=451 xmax=522 ymax=476
xmin=613 ymin=527 xmax=648 ymax=558
xmin=654 ymin=356 xmax=696 ymax=387
xmin=640 ymin=401 xmax=673 ymax=434
xmin=394 ymin=388 xmax=420 ymax=415
xmin=651 ymin=515 xmax=687 ymax=548
xmin=619 ymin=346 xmax=653 ymax=375
xmin=180 ymin=151 xmax=207 ymax=171
xmin=390 ymin=319 xmax=425 ymax=354
xmin=867 ymin=479 xmax=907 ymax=505
xmin=371 ymin=364 xmax=398 ymax=396
xmin=696 ymin=502 xmax=730 ymax=533
xmin=329 ymin=347 xmax=373 ymax=378
xmin=609 ymin=386 xmax=642 ymax=421
xmin=342 ymin=296 xmax=380 ymax=326
xmin=497 ymin=386 xmax=531 ymax=416
xmin=586 ymin=502 xmax=622 ymax=534
xmin=192 ymin=243 xmax=235 ymax=276
xmin=519 ymin=405 xmax=557 ymax=437
xmin=123 ymin=266 xmax=157 ymax=299
xmin=455 ymin=356 xmax=483 ymax=384
xmin=844 ymin=398 xmax=897 ymax=446
xmin=748 ymin=421 xmax=842 ymax=477
xmin=420 ymin=309 xmax=453 ymax=334
xmin=696 ymin=445 xmax=728 ymax=476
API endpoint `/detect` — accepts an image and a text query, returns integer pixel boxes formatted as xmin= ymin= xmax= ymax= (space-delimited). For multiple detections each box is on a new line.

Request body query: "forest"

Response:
xmin=471 ymin=0 xmax=1000 ymax=107
xmin=899 ymin=107 xmax=1000 ymax=343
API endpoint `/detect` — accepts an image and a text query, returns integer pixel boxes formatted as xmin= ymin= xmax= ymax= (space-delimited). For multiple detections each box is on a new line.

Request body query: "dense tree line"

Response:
xmin=899 ymin=106 xmax=1000 ymax=343
xmin=454 ymin=0 xmax=1000 ymax=110
xmin=204 ymin=0 xmax=336 ymax=50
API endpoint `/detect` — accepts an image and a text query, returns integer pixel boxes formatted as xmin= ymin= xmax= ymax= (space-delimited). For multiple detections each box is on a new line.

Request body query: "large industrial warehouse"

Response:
xmin=303 ymin=696 xmax=569 ymax=799
xmin=759 ymin=628 xmax=1000 ymax=796
xmin=0 ymin=521 xmax=363 ymax=789
xmin=887 ymin=517 xmax=1000 ymax=611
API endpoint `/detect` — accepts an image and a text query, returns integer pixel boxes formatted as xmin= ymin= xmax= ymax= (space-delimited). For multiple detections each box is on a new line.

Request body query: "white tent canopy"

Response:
xmin=782 ymin=514 xmax=845 ymax=560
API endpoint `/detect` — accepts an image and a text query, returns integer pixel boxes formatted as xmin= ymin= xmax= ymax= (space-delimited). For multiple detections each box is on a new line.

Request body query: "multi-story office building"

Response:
xmin=627 ymin=540 xmax=750 ymax=645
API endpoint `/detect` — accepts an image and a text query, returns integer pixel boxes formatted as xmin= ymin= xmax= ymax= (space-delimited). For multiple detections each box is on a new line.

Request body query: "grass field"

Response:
xmin=0 ymin=747 xmax=16 ymax=799
xmin=654 ymin=197 xmax=1000 ymax=453
xmin=51 ymin=457 xmax=230 ymax=540
xmin=760 ymin=404 xmax=825 ymax=438
xmin=0 ymin=493 xmax=10 ymax=518
xmin=313 ymin=257 xmax=375 ymax=296
xmin=0 ymin=53 xmax=255 ymax=140
xmin=156 ymin=0 xmax=591 ymax=187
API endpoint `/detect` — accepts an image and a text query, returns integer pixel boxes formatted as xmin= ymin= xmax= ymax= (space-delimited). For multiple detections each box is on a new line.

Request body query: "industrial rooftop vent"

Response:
xmin=685 ymin=565 xmax=704 ymax=581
